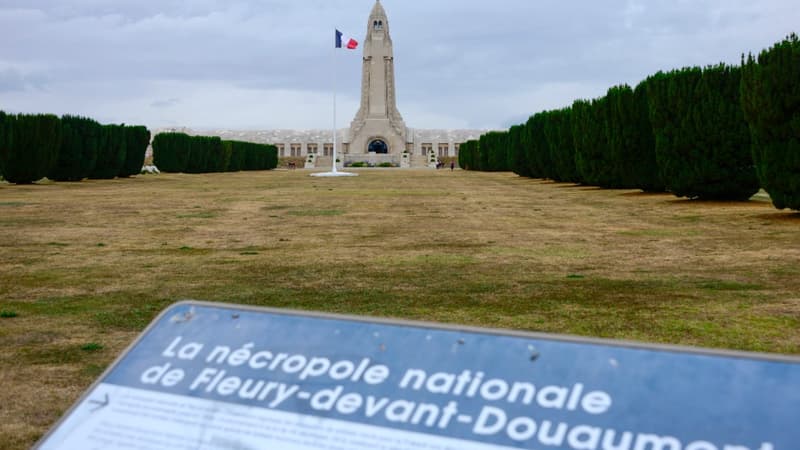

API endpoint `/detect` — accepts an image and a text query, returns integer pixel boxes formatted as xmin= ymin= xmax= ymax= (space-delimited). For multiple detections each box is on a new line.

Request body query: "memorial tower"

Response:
xmin=348 ymin=0 xmax=408 ymax=156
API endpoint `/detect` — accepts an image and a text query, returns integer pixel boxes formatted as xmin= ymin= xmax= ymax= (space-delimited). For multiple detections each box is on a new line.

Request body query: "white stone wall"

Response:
xmin=154 ymin=127 xmax=492 ymax=158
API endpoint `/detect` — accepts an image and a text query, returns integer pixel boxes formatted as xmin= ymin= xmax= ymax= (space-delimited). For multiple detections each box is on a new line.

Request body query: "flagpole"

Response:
xmin=312 ymin=29 xmax=356 ymax=178
xmin=332 ymin=31 xmax=338 ymax=174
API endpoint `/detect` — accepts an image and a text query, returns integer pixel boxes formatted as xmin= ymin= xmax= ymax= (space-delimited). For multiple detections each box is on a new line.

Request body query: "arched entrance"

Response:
xmin=368 ymin=139 xmax=388 ymax=154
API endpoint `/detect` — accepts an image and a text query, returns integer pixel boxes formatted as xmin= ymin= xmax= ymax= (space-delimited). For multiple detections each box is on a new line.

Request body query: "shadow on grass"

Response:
xmin=755 ymin=212 xmax=800 ymax=222
xmin=664 ymin=198 xmax=771 ymax=208
xmin=618 ymin=191 xmax=672 ymax=198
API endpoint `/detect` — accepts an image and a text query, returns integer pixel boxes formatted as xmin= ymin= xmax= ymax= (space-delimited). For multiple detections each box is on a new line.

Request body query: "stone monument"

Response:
xmin=346 ymin=1 xmax=409 ymax=157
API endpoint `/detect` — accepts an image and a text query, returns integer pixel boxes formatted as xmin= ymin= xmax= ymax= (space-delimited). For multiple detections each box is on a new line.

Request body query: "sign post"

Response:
xmin=36 ymin=301 xmax=800 ymax=449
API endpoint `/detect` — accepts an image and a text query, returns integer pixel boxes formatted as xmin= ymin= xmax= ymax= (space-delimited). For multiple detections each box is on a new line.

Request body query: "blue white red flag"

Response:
xmin=335 ymin=29 xmax=358 ymax=50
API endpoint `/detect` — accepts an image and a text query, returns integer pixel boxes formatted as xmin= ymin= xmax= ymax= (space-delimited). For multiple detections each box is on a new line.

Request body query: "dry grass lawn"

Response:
xmin=1 ymin=169 xmax=799 ymax=448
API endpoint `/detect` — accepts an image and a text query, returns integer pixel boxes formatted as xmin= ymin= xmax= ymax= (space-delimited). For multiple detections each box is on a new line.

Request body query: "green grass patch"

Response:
xmin=0 ymin=201 xmax=27 ymax=207
xmin=0 ymin=310 xmax=18 ymax=318
xmin=80 ymin=342 xmax=104 ymax=352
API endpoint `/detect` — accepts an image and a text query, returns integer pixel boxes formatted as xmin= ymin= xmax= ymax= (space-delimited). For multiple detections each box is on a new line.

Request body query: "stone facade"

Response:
xmin=153 ymin=128 xmax=486 ymax=160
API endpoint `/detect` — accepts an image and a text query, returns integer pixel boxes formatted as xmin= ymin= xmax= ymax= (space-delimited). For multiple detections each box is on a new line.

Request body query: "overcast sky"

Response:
xmin=1 ymin=1 xmax=797 ymax=131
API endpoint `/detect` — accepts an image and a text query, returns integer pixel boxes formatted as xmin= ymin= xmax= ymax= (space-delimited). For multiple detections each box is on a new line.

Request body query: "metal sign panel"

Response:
xmin=37 ymin=301 xmax=800 ymax=450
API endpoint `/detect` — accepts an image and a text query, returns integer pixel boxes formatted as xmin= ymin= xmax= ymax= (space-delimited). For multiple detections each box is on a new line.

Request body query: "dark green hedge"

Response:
xmin=90 ymin=124 xmax=127 ymax=179
xmin=232 ymin=141 xmax=277 ymax=171
xmin=118 ymin=126 xmax=151 ymax=178
xmin=153 ymin=134 xmax=276 ymax=174
xmin=742 ymin=34 xmax=800 ymax=210
xmin=0 ymin=113 xmax=62 ymax=184
xmin=49 ymin=115 xmax=101 ymax=182
xmin=152 ymin=132 xmax=192 ymax=173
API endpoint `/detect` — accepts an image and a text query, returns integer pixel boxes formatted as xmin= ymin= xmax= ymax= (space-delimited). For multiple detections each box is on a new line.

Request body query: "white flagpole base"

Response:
xmin=310 ymin=171 xmax=358 ymax=177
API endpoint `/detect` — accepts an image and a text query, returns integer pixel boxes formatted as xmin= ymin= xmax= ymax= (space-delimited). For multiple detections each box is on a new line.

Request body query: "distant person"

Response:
xmin=450 ymin=161 xmax=455 ymax=171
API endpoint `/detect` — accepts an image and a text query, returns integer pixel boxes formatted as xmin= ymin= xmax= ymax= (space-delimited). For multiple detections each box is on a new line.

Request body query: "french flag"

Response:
xmin=335 ymin=29 xmax=358 ymax=50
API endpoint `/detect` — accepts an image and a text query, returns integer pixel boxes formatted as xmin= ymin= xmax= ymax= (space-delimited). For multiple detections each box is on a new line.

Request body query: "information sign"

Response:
xmin=36 ymin=301 xmax=800 ymax=449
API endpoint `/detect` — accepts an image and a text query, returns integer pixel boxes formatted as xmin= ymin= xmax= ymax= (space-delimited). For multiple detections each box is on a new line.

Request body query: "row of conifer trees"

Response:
xmin=152 ymin=132 xmax=278 ymax=173
xmin=460 ymin=34 xmax=799 ymax=210
xmin=0 ymin=112 xmax=150 ymax=184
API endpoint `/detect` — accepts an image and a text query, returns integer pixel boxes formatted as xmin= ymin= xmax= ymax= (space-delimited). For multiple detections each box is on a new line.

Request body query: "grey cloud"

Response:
xmin=150 ymin=97 xmax=181 ymax=108
xmin=0 ymin=0 xmax=796 ymax=130
xmin=0 ymin=68 xmax=48 ymax=93
xmin=0 ymin=68 xmax=27 ymax=92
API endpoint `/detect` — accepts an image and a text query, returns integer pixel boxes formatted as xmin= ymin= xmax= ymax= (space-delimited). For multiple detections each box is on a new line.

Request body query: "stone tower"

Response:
xmin=348 ymin=0 xmax=407 ymax=156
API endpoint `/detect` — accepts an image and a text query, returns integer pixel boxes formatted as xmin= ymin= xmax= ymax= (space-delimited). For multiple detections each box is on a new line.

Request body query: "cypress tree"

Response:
xmin=648 ymin=66 xmax=758 ymax=200
xmin=508 ymin=124 xmax=529 ymax=177
xmin=458 ymin=140 xmax=477 ymax=170
xmin=118 ymin=126 xmax=151 ymax=177
xmin=469 ymin=139 xmax=480 ymax=171
xmin=605 ymin=85 xmax=664 ymax=191
xmin=89 ymin=124 xmax=127 ymax=179
xmin=573 ymin=97 xmax=616 ymax=187
xmin=463 ymin=139 xmax=479 ymax=171
xmin=479 ymin=133 xmax=493 ymax=171
xmin=185 ymin=136 xmax=210 ymax=174
xmin=632 ymin=81 xmax=664 ymax=191
xmin=0 ymin=111 xmax=10 ymax=178
xmin=225 ymin=141 xmax=244 ymax=171
xmin=204 ymin=137 xmax=230 ymax=172
xmin=242 ymin=143 xmax=257 ymax=170
xmin=265 ymin=144 xmax=278 ymax=170
xmin=481 ymin=131 xmax=509 ymax=171
xmin=152 ymin=132 xmax=192 ymax=172
xmin=544 ymin=107 xmax=580 ymax=183
xmin=0 ymin=114 xmax=62 ymax=184
xmin=49 ymin=115 xmax=101 ymax=182
xmin=605 ymin=85 xmax=639 ymax=189
xmin=696 ymin=64 xmax=758 ymax=199
xmin=523 ymin=113 xmax=551 ymax=179
xmin=741 ymin=34 xmax=800 ymax=210
xmin=475 ymin=140 xmax=486 ymax=171
xmin=476 ymin=133 xmax=490 ymax=171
